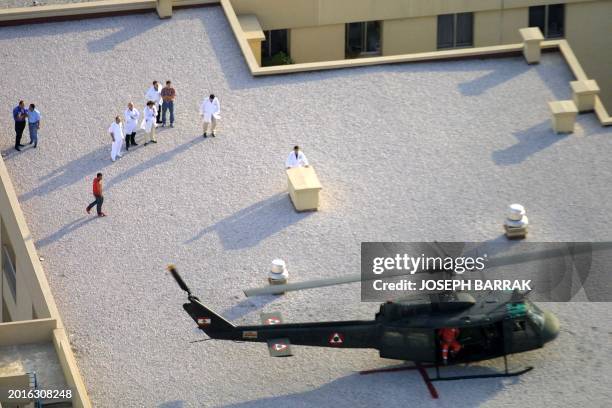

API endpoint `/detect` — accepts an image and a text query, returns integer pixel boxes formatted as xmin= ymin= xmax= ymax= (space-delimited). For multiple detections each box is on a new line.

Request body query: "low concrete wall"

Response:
xmin=0 ymin=319 xmax=55 ymax=346
xmin=0 ymin=138 xmax=92 ymax=406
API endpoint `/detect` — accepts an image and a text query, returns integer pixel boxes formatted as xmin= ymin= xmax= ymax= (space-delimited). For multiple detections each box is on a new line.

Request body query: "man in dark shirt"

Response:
xmin=86 ymin=173 xmax=106 ymax=217
xmin=12 ymin=100 xmax=27 ymax=151
xmin=160 ymin=80 xmax=176 ymax=127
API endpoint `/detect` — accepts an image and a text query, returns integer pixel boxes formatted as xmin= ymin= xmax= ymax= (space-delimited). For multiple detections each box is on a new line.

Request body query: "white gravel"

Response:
xmin=1 ymin=7 xmax=612 ymax=408
xmin=1 ymin=0 xmax=98 ymax=8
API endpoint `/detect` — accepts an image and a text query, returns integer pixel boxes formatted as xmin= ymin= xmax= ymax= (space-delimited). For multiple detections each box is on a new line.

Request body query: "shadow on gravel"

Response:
xmin=491 ymin=120 xmax=567 ymax=166
xmin=87 ymin=14 xmax=164 ymax=53
xmin=222 ymin=295 xmax=277 ymax=321
xmin=185 ymin=193 xmax=313 ymax=249
xmin=158 ymin=401 xmax=186 ymax=408
xmin=221 ymin=363 xmax=508 ymax=408
xmin=35 ymin=216 xmax=97 ymax=248
xmin=19 ymin=145 xmax=111 ymax=202
xmin=105 ymin=135 xmax=206 ymax=190
xmin=458 ymin=63 xmax=529 ymax=96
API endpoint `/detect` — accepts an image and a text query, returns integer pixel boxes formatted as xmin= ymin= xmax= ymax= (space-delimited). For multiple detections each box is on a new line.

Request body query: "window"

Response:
xmin=529 ymin=4 xmax=565 ymax=38
xmin=261 ymin=29 xmax=289 ymax=65
xmin=345 ymin=21 xmax=381 ymax=58
xmin=437 ymin=13 xmax=473 ymax=49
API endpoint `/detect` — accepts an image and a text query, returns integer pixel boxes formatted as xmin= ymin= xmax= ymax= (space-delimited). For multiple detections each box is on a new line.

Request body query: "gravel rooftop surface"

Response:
xmin=1 ymin=6 xmax=612 ymax=408
xmin=1 ymin=0 xmax=98 ymax=8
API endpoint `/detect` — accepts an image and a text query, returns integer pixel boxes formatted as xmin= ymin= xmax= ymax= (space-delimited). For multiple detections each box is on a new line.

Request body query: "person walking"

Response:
xmin=86 ymin=173 xmax=106 ymax=217
xmin=141 ymin=101 xmax=158 ymax=146
xmin=108 ymin=116 xmax=124 ymax=162
xmin=145 ymin=80 xmax=163 ymax=124
xmin=200 ymin=94 xmax=220 ymax=138
xmin=27 ymin=104 xmax=41 ymax=148
xmin=160 ymin=80 xmax=176 ymax=127
xmin=12 ymin=100 xmax=27 ymax=151
xmin=124 ymin=102 xmax=140 ymax=151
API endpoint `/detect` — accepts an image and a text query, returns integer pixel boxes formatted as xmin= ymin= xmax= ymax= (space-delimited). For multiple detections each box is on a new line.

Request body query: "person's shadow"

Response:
xmin=185 ymin=193 xmax=313 ymax=250
xmin=19 ymin=145 xmax=111 ymax=202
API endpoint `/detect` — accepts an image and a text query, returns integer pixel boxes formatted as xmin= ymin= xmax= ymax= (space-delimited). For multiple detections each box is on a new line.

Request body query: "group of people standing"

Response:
xmin=107 ymin=80 xmax=221 ymax=162
xmin=12 ymin=100 xmax=41 ymax=151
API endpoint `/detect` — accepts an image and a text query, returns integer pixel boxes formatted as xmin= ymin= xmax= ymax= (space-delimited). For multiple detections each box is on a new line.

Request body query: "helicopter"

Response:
xmin=169 ymin=242 xmax=612 ymax=396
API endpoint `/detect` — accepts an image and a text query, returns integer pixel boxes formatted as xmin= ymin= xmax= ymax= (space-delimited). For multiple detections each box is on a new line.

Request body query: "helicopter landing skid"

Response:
xmin=359 ymin=356 xmax=533 ymax=399
xmin=430 ymin=355 xmax=534 ymax=382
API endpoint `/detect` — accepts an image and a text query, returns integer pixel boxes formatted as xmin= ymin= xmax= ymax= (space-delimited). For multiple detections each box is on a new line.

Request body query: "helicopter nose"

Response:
xmin=542 ymin=311 xmax=560 ymax=343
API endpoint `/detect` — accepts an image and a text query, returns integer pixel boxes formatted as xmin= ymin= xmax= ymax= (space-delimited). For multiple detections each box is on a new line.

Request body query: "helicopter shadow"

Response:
xmin=185 ymin=193 xmax=313 ymax=250
xmin=222 ymin=295 xmax=278 ymax=321
xmin=220 ymin=362 xmax=511 ymax=408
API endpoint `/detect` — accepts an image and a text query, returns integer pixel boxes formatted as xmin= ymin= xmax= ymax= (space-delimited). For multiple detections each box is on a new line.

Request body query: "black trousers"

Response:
xmin=15 ymin=121 xmax=26 ymax=147
xmin=156 ymin=103 xmax=162 ymax=123
xmin=87 ymin=195 xmax=104 ymax=215
xmin=125 ymin=132 xmax=136 ymax=148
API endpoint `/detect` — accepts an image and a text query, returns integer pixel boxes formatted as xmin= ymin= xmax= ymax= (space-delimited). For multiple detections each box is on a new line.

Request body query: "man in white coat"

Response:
xmin=141 ymin=101 xmax=158 ymax=146
xmin=286 ymin=145 xmax=309 ymax=169
xmin=124 ymin=102 xmax=140 ymax=151
xmin=108 ymin=116 xmax=124 ymax=162
xmin=200 ymin=94 xmax=220 ymax=138
xmin=145 ymin=80 xmax=163 ymax=124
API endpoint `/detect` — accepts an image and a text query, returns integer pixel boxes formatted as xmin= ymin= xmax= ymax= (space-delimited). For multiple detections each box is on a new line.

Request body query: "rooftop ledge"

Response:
xmin=218 ymin=0 xmax=611 ymax=127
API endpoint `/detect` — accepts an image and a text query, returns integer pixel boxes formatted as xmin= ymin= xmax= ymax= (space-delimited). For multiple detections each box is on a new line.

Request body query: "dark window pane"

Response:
xmin=547 ymin=4 xmax=565 ymax=38
xmin=346 ymin=22 xmax=364 ymax=55
xmin=456 ymin=12 xmax=473 ymax=47
xmin=365 ymin=21 xmax=381 ymax=53
xmin=437 ymin=14 xmax=454 ymax=49
xmin=528 ymin=6 xmax=546 ymax=35
xmin=262 ymin=30 xmax=288 ymax=59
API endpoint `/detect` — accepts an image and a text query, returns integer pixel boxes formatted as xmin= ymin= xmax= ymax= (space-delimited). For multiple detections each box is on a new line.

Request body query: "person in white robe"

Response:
xmin=140 ymin=101 xmax=158 ymax=145
xmin=124 ymin=102 xmax=140 ymax=151
xmin=286 ymin=145 xmax=309 ymax=169
xmin=200 ymin=94 xmax=220 ymax=138
xmin=108 ymin=116 xmax=124 ymax=162
xmin=145 ymin=80 xmax=162 ymax=124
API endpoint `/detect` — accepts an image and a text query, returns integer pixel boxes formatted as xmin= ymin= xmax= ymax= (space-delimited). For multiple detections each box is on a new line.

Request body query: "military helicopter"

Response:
xmin=170 ymin=242 xmax=610 ymax=395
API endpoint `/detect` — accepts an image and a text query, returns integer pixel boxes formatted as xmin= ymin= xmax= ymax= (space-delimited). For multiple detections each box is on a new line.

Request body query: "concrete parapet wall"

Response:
xmin=0 ymin=319 xmax=55 ymax=346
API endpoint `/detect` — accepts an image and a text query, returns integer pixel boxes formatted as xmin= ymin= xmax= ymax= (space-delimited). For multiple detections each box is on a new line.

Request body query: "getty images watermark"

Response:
xmin=360 ymin=242 xmax=612 ymax=302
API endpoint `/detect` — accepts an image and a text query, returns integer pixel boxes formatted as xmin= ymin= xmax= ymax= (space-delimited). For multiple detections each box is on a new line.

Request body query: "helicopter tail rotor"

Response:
xmin=168 ymin=264 xmax=192 ymax=296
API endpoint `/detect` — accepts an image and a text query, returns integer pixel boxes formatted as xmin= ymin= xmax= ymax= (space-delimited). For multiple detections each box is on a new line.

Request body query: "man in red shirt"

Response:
xmin=86 ymin=173 xmax=106 ymax=217
xmin=439 ymin=327 xmax=462 ymax=364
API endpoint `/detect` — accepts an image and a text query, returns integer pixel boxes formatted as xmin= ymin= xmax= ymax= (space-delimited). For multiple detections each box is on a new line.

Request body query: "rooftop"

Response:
xmin=1 ymin=6 xmax=612 ymax=407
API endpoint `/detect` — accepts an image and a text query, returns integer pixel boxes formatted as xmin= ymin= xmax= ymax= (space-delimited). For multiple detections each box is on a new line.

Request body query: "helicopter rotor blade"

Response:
xmin=484 ymin=242 xmax=612 ymax=269
xmin=242 ymin=242 xmax=612 ymax=297
xmin=244 ymin=274 xmax=362 ymax=297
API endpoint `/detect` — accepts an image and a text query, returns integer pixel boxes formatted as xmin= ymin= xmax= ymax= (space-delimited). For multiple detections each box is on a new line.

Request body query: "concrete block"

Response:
xmin=549 ymin=100 xmax=578 ymax=133
xmin=570 ymin=79 xmax=600 ymax=112
xmin=287 ymin=166 xmax=322 ymax=211
xmin=519 ymin=27 xmax=544 ymax=64
xmin=156 ymin=0 xmax=172 ymax=19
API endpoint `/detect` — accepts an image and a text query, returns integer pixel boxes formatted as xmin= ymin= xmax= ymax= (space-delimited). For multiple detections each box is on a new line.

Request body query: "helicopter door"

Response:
xmin=379 ymin=327 xmax=436 ymax=362
xmin=504 ymin=318 xmax=540 ymax=354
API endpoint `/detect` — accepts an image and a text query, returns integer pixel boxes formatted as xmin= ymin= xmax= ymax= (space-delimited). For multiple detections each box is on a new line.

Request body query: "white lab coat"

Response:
xmin=124 ymin=108 xmax=140 ymax=134
xmin=108 ymin=122 xmax=124 ymax=161
xmin=200 ymin=97 xmax=221 ymax=123
xmin=145 ymin=85 xmax=162 ymax=105
xmin=286 ymin=150 xmax=309 ymax=168
xmin=141 ymin=106 xmax=157 ymax=132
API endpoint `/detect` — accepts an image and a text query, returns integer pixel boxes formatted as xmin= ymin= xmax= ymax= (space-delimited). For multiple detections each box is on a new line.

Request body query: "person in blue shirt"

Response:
xmin=12 ymin=101 xmax=27 ymax=151
xmin=27 ymin=104 xmax=41 ymax=148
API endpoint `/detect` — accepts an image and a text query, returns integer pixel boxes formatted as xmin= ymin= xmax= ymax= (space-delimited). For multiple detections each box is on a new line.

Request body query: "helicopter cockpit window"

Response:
xmin=525 ymin=301 xmax=545 ymax=329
